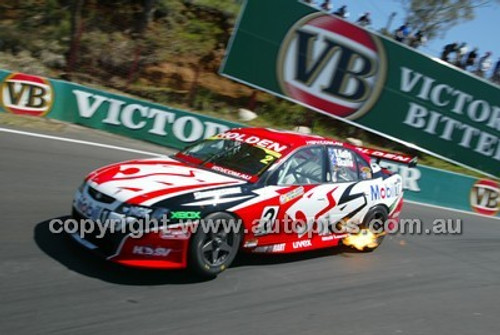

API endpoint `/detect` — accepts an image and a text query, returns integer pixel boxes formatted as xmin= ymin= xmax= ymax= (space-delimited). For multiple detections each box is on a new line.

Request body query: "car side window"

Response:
xmin=327 ymin=147 xmax=358 ymax=183
xmin=356 ymin=154 xmax=373 ymax=180
xmin=274 ymin=147 xmax=325 ymax=185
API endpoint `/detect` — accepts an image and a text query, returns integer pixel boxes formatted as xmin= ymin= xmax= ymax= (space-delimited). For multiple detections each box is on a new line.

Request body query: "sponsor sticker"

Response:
xmin=210 ymin=165 xmax=253 ymax=181
xmin=253 ymin=243 xmax=286 ymax=253
xmin=132 ymin=246 xmax=171 ymax=257
xmin=280 ymin=186 xmax=305 ymax=204
xmin=1 ymin=73 xmax=54 ymax=116
xmin=333 ymin=149 xmax=354 ymax=167
xmin=292 ymin=239 xmax=312 ymax=249
xmin=470 ymin=179 xmax=500 ymax=216
xmin=360 ymin=166 xmax=372 ymax=179
xmin=321 ymin=234 xmax=348 ymax=241
xmin=277 ymin=13 xmax=386 ymax=120
xmin=370 ymin=181 xmax=401 ymax=201
xmin=171 ymin=211 xmax=201 ymax=220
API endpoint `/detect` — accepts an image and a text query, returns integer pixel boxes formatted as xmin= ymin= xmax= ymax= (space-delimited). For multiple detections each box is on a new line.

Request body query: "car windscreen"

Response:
xmin=176 ymin=139 xmax=281 ymax=178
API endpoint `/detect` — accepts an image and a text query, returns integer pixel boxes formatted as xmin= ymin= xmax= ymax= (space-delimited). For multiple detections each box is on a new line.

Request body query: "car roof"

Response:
xmin=227 ymin=127 xmax=353 ymax=152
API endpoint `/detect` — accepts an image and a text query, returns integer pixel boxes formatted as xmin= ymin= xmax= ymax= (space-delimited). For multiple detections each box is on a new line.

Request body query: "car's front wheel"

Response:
xmin=188 ymin=212 xmax=242 ymax=278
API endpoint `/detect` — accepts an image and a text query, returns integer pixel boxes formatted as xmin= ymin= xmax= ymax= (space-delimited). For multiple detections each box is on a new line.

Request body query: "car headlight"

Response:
xmin=77 ymin=180 xmax=86 ymax=193
xmin=116 ymin=204 xmax=153 ymax=218
xmin=151 ymin=208 xmax=169 ymax=222
xmin=116 ymin=204 xmax=169 ymax=221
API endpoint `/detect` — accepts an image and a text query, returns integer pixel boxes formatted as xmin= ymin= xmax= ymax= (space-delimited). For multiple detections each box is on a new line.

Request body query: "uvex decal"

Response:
xmin=1 ymin=73 xmax=54 ymax=116
xmin=277 ymin=13 xmax=386 ymax=120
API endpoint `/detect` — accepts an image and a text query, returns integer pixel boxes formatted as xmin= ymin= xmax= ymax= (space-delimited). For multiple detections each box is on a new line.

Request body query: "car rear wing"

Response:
xmin=354 ymin=147 xmax=418 ymax=167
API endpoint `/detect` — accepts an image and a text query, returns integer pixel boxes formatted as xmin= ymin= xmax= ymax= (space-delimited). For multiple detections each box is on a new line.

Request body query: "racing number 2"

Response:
xmin=260 ymin=155 xmax=274 ymax=164
xmin=255 ymin=206 xmax=279 ymax=236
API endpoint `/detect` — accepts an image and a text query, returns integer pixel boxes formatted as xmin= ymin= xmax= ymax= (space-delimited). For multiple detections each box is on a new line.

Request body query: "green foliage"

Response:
xmin=193 ymin=0 xmax=241 ymax=16
xmin=174 ymin=19 xmax=222 ymax=56
xmin=399 ymin=0 xmax=497 ymax=40
xmin=0 ymin=51 xmax=53 ymax=77
xmin=80 ymin=31 xmax=137 ymax=73
xmin=256 ymin=98 xmax=309 ymax=127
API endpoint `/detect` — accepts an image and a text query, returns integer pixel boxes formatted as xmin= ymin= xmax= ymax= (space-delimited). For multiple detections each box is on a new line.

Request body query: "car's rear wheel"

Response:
xmin=188 ymin=212 xmax=241 ymax=278
xmin=343 ymin=206 xmax=388 ymax=252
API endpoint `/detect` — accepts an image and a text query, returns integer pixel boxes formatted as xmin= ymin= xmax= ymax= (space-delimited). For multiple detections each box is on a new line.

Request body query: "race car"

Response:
xmin=70 ymin=127 xmax=416 ymax=277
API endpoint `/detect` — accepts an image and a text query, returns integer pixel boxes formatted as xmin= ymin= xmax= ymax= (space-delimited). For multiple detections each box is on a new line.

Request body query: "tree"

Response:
xmin=136 ymin=0 xmax=157 ymax=37
xmin=67 ymin=0 xmax=85 ymax=74
xmin=127 ymin=0 xmax=157 ymax=86
xmin=399 ymin=0 xmax=500 ymax=40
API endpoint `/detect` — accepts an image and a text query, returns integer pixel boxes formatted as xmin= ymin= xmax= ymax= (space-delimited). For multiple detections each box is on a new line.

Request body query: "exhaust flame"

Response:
xmin=343 ymin=229 xmax=379 ymax=251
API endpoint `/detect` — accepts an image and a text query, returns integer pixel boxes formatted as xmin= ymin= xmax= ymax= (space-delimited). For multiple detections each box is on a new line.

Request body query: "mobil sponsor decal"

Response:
xmin=370 ymin=181 xmax=402 ymax=201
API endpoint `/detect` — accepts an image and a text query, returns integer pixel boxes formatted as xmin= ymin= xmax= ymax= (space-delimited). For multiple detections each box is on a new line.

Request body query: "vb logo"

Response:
xmin=470 ymin=179 xmax=499 ymax=216
xmin=1 ymin=73 xmax=54 ymax=116
xmin=278 ymin=13 xmax=386 ymax=120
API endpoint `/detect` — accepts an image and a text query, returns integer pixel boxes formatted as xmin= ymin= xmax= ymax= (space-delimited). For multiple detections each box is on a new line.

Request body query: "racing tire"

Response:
xmin=343 ymin=206 xmax=388 ymax=253
xmin=188 ymin=212 xmax=242 ymax=278
xmin=360 ymin=205 xmax=388 ymax=252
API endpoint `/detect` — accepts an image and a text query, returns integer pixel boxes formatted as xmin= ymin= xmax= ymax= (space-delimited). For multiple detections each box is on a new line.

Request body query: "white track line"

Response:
xmin=405 ymin=200 xmax=500 ymax=221
xmin=0 ymin=127 xmax=163 ymax=157
xmin=1 ymin=126 xmax=499 ymax=221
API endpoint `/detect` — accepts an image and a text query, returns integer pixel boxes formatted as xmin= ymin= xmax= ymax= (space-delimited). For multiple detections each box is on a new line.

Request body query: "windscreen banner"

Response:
xmin=220 ymin=0 xmax=500 ymax=178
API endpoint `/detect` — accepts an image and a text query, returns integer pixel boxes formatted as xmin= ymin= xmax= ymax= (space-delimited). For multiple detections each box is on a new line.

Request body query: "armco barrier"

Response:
xmin=382 ymin=163 xmax=499 ymax=218
xmin=0 ymin=69 xmax=498 ymax=218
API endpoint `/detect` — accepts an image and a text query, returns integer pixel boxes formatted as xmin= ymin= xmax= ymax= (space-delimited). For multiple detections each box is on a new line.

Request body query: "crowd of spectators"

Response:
xmin=304 ymin=1 xmax=427 ymax=49
xmin=440 ymin=42 xmax=500 ymax=84
xmin=303 ymin=0 xmax=500 ymax=86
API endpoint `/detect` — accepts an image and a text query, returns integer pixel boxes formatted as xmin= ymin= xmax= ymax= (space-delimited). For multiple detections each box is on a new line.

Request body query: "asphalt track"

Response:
xmin=1 ymin=125 xmax=500 ymax=335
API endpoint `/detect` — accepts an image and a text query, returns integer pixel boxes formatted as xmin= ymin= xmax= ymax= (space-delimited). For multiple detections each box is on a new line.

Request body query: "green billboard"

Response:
xmin=220 ymin=0 xmax=500 ymax=178
xmin=0 ymin=70 xmax=243 ymax=150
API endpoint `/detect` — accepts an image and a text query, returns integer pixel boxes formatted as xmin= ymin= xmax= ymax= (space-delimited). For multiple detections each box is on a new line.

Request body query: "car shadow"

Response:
xmin=232 ymin=244 xmax=357 ymax=268
xmin=34 ymin=216 xmax=358 ymax=285
xmin=34 ymin=216 xmax=210 ymax=285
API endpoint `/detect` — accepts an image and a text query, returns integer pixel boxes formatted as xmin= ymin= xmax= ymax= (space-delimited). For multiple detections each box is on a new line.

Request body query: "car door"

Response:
xmin=233 ymin=146 xmax=327 ymax=249
xmin=319 ymin=146 xmax=372 ymax=231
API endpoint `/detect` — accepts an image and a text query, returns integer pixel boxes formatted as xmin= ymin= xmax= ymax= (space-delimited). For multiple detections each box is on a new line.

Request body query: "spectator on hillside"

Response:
xmin=475 ymin=51 xmax=493 ymax=78
xmin=463 ymin=47 xmax=478 ymax=70
xmin=454 ymin=42 xmax=468 ymax=68
xmin=441 ymin=42 xmax=458 ymax=62
xmin=357 ymin=12 xmax=371 ymax=27
xmin=334 ymin=5 xmax=349 ymax=19
xmin=394 ymin=23 xmax=410 ymax=43
xmin=408 ymin=30 xmax=427 ymax=49
xmin=320 ymin=0 xmax=333 ymax=12
xmin=491 ymin=57 xmax=500 ymax=85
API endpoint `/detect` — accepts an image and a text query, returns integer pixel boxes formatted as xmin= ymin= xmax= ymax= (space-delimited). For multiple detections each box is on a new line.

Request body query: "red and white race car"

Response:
xmin=71 ymin=127 xmax=415 ymax=277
